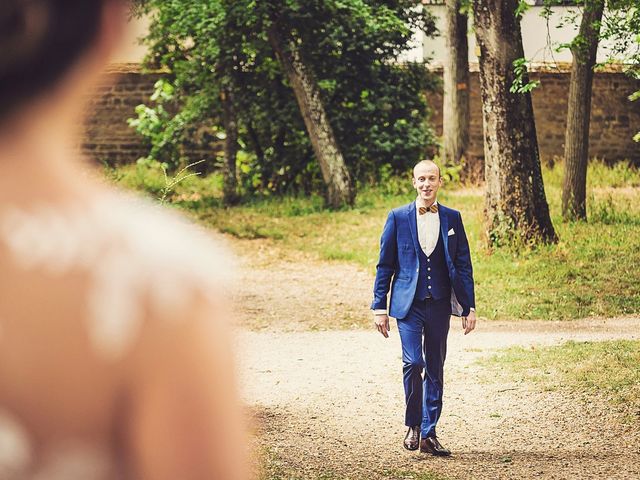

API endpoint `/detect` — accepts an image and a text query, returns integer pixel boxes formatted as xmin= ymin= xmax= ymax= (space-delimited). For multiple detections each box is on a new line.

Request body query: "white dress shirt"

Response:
xmin=416 ymin=198 xmax=440 ymax=256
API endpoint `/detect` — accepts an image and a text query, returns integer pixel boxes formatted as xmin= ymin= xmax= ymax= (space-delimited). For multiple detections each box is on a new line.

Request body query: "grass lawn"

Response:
xmin=482 ymin=339 xmax=640 ymax=422
xmin=106 ymin=159 xmax=640 ymax=321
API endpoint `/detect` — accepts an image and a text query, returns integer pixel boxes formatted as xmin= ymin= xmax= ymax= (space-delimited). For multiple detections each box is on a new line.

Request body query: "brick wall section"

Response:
xmin=426 ymin=66 xmax=640 ymax=165
xmin=83 ymin=64 xmax=164 ymax=165
xmin=85 ymin=63 xmax=640 ymax=167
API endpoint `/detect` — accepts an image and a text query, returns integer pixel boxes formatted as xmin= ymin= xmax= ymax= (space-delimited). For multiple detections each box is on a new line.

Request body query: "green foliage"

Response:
xmin=510 ymin=58 xmax=540 ymax=94
xmin=440 ymin=162 xmax=464 ymax=184
xmin=514 ymin=0 xmax=531 ymax=19
xmin=128 ymin=79 xmax=224 ymax=172
xmin=105 ymin=157 xmax=168 ymax=198
xmin=590 ymin=195 xmax=640 ymax=225
xmin=105 ymin=158 xmax=223 ymax=205
xmin=371 ymin=161 xmax=462 ymax=198
xmin=131 ymin=0 xmax=439 ymax=197
xmin=538 ymin=0 xmax=640 ymax=138
xmin=630 ymin=89 xmax=640 ymax=142
xmin=544 ymin=158 xmax=640 ymax=189
xmin=107 ymin=159 xmax=640 ymax=323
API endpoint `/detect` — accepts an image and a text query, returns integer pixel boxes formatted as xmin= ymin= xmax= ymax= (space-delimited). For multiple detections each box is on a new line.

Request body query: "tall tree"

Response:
xmin=130 ymin=0 xmax=437 ymax=204
xmin=599 ymin=1 xmax=640 ymax=141
xmin=473 ymin=0 xmax=557 ymax=246
xmin=442 ymin=0 xmax=469 ymax=167
xmin=538 ymin=0 xmax=640 ymax=220
xmin=220 ymin=87 xmax=240 ymax=205
xmin=561 ymin=0 xmax=606 ymax=220
xmin=267 ymin=17 xmax=354 ymax=208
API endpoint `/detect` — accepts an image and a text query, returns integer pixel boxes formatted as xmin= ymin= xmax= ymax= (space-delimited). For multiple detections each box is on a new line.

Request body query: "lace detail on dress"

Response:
xmin=32 ymin=443 xmax=116 ymax=480
xmin=0 ymin=410 xmax=32 ymax=479
xmin=0 ymin=192 xmax=233 ymax=360
xmin=0 ymin=409 xmax=118 ymax=480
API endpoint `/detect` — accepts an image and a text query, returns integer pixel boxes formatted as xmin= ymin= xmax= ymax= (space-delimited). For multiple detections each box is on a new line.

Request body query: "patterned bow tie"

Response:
xmin=419 ymin=204 xmax=438 ymax=215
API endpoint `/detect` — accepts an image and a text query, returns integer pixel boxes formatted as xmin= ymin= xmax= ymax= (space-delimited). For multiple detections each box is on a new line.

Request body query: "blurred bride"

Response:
xmin=0 ymin=1 xmax=247 ymax=479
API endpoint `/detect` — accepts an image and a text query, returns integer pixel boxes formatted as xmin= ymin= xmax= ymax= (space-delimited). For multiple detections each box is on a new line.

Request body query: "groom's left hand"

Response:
xmin=462 ymin=310 xmax=476 ymax=335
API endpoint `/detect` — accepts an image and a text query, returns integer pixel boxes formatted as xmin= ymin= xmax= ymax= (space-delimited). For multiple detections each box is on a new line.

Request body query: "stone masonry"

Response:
xmin=84 ymin=63 xmax=639 ymax=168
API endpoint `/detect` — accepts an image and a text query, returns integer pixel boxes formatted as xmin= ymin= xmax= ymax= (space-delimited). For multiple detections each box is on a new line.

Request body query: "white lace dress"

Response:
xmin=0 ymin=192 xmax=233 ymax=479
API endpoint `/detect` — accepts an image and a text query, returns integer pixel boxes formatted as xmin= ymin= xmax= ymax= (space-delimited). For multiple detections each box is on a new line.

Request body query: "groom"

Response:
xmin=371 ymin=159 xmax=476 ymax=456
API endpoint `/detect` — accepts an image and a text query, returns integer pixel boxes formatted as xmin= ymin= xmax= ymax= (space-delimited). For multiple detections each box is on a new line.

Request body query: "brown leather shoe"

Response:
xmin=403 ymin=426 xmax=420 ymax=451
xmin=419 ymin=436 xmax=451 ymax=456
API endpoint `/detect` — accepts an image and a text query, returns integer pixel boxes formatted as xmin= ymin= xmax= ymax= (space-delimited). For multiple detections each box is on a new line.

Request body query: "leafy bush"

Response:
xmin=131 ymin=0 xmax=439 ymax=197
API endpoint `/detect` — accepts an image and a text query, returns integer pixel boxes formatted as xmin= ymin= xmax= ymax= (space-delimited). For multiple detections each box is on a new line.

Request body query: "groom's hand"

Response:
xmin=462 ymin=310 xmax=477 ymax=335
xmin=374 ymin=314 xmax=390 ymax=338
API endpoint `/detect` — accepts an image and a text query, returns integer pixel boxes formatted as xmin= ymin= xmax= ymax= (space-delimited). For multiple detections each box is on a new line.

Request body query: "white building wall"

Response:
xmin=109 ymin=16 xmax=151 ymax=64
xmin=409 ymin=5 xmax=631 ymax=66
xmin=113 ymin=7 xmax=632 ymax=66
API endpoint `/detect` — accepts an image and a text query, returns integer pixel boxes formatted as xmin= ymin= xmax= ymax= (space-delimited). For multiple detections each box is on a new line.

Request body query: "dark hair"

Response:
xmin=0 ymin=0 xmax=106 ymax=121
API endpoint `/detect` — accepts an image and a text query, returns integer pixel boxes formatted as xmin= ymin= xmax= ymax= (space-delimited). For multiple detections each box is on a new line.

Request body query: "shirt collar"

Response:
xmin=415 ymin=196 xmax=438 ymax=210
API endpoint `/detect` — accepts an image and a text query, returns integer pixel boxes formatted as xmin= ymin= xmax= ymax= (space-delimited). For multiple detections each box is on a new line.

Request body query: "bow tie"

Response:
xmin=419 ymin=204 xmax=438 ymax=215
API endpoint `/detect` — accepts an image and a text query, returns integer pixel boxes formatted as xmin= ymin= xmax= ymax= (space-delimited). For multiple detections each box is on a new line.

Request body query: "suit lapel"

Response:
xmin=407 ymin=202 xmax=420 ymax=254
xmin=439 ymin=204 xmax=450 ymax=260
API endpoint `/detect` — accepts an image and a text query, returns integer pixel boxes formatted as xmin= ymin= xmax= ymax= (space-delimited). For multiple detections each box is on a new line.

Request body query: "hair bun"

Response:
xmin=0 ymin=0 xmax=50 ymax=73
xmin=0 ymin=0 xmax=104 ymax=122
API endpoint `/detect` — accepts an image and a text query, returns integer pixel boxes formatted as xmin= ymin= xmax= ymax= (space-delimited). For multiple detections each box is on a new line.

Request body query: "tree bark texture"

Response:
xmin=221 ymin=88 xmax=240 ymax=205
xmin=268 ymin=25 xmax=355 ymax=208
xmin=473 ymin=0 xmax=557 ymax=246
xmin=561 ymin=0 xmax=605 ymax=221
xmin=442 ymin=0 xmax=469 ymax=167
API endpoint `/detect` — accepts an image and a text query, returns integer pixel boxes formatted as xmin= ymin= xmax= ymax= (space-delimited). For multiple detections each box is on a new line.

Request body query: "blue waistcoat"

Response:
xmin=415 ymin=232 xmax=451 ymax=301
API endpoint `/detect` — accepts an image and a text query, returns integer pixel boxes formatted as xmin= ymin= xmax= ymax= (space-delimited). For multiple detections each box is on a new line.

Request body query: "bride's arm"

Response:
xmin=123 ymin=295 xmax=248 ymax=480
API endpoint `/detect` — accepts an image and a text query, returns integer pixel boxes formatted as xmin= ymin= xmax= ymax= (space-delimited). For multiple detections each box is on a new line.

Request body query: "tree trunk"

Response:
xmin=442 ymin=0 xmax=469 ymax=167
xmin=473 ymin=0 xmax=557 ymax=246
xmin=561 ymin=0 xmax=605 ymax=221
xmin=221 ymin=88 xmax=240 ymax=205
xmin=268 ymin=24 xmax=355 ymax=208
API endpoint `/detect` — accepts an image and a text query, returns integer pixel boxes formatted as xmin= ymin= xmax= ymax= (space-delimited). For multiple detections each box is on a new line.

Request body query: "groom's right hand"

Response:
xmin=374 ymin=314 xmax=390 ymax=338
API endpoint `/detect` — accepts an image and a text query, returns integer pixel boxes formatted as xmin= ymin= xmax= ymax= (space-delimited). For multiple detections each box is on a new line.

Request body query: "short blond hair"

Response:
xmin=412 ymin=160 xmax=441 ymax=178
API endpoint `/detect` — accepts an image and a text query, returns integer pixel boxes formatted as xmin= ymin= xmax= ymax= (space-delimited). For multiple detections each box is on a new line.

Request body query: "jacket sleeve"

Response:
xmin=371 ymin=210 xmax=398 ymax=311
xmin=452 ymin=211 xmax=475 ymax=316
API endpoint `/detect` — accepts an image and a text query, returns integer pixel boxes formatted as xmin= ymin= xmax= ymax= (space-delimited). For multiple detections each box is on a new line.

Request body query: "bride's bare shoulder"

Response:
xmin=0 ymin=190 xmax=244 ymax=479
xmin=0 ymin=190 xmax=235 ymax=360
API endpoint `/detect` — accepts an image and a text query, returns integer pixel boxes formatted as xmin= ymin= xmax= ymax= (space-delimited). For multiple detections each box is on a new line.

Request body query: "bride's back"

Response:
xmin=0 ymin=192 xmax=243 ymax=479
xmin=0 ymin=246 xmax=123 ymax=477
xmin=0 ymin=1 xmax=247 ymax=478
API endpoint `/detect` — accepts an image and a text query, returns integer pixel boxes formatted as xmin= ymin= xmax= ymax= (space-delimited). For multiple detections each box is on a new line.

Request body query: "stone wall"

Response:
xmin=425 ymin=65 xmax=640 ymax=165
xmin=83 ymin=64 xmax=164 ymax=166
xmin=84 ymin=63 xmax=640 ymax=167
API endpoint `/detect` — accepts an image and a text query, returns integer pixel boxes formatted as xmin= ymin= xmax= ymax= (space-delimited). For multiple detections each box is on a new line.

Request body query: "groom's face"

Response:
xmin=412 ymin=162 xmax=442 ymax=205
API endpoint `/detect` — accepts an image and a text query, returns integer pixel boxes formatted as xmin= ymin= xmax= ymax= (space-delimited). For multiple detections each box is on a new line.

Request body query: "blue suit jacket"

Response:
xmin=371 ymin=202 xmax=475 ymax=319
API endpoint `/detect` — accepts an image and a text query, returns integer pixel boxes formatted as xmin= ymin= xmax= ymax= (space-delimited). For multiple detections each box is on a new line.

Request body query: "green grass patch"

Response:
xmin=106 ymin=158 xmax=640 ymax=321
xmin=483 ymin=340 xmax=640 ymax=418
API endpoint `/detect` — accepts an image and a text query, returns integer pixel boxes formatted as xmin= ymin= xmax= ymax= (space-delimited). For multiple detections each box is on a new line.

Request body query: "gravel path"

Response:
xmin=227 ymin=237 xmax=640 ymax=479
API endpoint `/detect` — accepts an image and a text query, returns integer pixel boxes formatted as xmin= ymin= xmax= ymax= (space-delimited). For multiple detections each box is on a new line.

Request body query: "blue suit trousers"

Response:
xmin=397 ymin=296 xmax=451 ymax=437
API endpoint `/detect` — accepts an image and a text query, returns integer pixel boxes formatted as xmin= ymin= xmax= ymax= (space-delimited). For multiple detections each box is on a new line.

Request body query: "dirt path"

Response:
xmin=226 ymin=237 xmax=640 ymax=479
